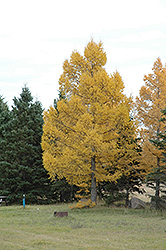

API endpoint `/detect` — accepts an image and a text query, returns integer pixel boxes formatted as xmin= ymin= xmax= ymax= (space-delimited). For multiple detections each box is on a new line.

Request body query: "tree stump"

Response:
xmin=54 ymin=212 xmax=68 ymax=217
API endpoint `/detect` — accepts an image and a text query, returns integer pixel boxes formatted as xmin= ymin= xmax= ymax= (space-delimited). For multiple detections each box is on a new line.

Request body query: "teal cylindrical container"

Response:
xmin=23 ymin=194 xmax=25 ymax=208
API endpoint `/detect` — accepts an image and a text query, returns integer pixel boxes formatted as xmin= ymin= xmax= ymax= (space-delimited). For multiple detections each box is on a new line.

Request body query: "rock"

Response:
xmin=129 ymin=197 xmax=145 ymax=209
xmin=54 ymin=212 xmax=68 ymax=217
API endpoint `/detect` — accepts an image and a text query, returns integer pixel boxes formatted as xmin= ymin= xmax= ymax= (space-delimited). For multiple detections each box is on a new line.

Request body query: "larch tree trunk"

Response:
xmin=91 ymin=156 xmax=97 ymax=203
xmin=125 ymin=188 xmax=130 ymax=207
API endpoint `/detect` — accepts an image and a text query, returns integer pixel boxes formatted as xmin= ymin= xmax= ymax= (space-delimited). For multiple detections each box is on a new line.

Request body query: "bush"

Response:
xmin=69 ymin=199 xmax=96 ymax=209
xmin=104 ymin=192 xmax=125 ymax=206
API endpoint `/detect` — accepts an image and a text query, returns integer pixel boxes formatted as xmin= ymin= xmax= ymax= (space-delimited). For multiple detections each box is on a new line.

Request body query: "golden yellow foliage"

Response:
xmin=42 ymin=40 xmax=138 ymax=203
xmin=69 ymin=199 xmax=96 ymax=209
xmin=136 ymin=57 xmax=166 ymax=174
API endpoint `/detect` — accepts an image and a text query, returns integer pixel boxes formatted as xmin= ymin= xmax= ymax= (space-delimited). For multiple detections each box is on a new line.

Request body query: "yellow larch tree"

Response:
xmin=42 ymin=40 xmax=138 ymax=203
xmin=136 ymin=58 xmax=166 ymax=200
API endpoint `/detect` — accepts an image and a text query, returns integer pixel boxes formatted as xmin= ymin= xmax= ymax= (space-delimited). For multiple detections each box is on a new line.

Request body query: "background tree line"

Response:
xmin=0 ymin=40 xmax=166 ymax=208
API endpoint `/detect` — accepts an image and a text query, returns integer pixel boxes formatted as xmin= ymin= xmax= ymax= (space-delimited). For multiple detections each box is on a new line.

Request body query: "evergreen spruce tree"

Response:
xmin=0 ymin=96 xmax=11 ymax=162
xmin=0 ymin=86 xmax=53 ymax=204
xmin=149 ymin=108 xmax=166 ymax=208
xmin=0 ymin=96 xmax=11 ymax=195
xmin=159 ymin=108 xmax=166 ymax=204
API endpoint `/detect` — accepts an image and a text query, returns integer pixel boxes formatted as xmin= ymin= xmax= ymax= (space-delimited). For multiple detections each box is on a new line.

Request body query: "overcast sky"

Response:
xmin=0 ymin=0 xmax=166 ymax=110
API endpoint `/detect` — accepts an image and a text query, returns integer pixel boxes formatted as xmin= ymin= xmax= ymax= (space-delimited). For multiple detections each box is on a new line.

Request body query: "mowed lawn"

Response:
xmin=0 ymin=203 xmax=166 ymax=250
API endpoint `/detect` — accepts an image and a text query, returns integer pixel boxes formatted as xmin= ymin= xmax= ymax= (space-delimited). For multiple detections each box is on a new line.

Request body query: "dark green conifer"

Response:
xmin=0 ymin=96 xmax=11 ymax=195
xmin=149 ymin=108 xmax=166 ymax=209
xmin=0 ymin=86 xmax=52 ymax=203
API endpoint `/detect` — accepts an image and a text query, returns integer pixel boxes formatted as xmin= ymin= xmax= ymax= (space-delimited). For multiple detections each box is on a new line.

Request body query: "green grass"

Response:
xmin=0 ymin=203 xmax=166 ymax=250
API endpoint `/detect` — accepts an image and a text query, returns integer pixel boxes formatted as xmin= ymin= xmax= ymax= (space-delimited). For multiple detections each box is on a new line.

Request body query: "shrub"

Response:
xmin=69 ymin=199 xmax=96 ymax=209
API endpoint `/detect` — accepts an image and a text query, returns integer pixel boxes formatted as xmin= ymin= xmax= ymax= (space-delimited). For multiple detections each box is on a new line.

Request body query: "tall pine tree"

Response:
xmin=150 ymin=108 xmax=166 ymax=207
xmin=0 ymin=86 xmax=52 ymax=203
xmin=0 ymin=96 xmax=11 ymax=195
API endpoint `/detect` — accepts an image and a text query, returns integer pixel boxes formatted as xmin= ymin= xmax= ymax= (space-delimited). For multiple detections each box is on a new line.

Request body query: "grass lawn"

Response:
xmin=0 ymin=203 xmax=166 ymax=250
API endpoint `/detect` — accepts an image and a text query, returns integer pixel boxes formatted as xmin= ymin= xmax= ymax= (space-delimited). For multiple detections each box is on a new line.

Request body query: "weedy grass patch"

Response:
xmin=0 ymin=203 xmax=166 ymax=249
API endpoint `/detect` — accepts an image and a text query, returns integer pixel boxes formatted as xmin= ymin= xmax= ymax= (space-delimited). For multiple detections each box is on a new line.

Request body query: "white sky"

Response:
xmin=0 ymin=0 xmax=166 ymax=110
